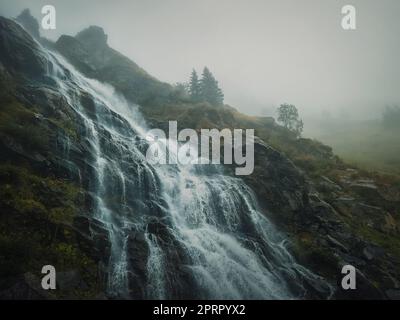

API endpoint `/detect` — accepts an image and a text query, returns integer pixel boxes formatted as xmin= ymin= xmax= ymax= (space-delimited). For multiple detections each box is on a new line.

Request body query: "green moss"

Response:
xmin=293 ymin=233 xmax=340 ymax=279
xmin=0 ymin=97 xmax=49 ymax=152
xmin=0 ymin=74 xmax=103 ymax=297
xmin=0 ymin=163 xmax=103 ymax=297
xmin=342 ymin=214 xmax=400 ymax=259
xmin=0 ymin=234 xmax=33 ymax=277
xmin=0 ymin=80 xmax=79 ymax=151
xmin=49 ymin=117 xmax=79 ymax=141
xmin=48 ymin=207 xmax=75 ymax=224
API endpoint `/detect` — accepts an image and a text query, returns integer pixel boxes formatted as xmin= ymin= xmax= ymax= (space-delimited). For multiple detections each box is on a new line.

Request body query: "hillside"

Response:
xmin=0 ymin=11 xmax=399 ymax=299
xmin=307 ymin=119 xmax=400 ymax=175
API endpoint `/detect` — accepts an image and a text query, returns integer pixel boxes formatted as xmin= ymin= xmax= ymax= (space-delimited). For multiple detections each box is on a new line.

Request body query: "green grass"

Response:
xmin=0 ymin=163 xmax=101 ymax=297
xmin=307 ymin=120 xmax=400 ymax=175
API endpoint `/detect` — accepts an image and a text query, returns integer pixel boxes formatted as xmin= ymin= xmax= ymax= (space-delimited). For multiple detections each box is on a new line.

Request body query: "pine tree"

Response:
xmin=189 ymin=69 xmax=201 ymax=102
xmin=200 ymin=67 xmax=224 ymax=106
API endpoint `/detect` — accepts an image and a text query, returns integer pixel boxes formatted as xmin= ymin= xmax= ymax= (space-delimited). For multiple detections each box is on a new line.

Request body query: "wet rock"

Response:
xmin=244 ymin=138 xmax=308 ymax=227
xmin=299 ymin=274 xmax=334 ymax=299
xmin=363 ymin=245 xmax=385 ymax=261
xmin=0 ymin=17 xmax=46 ymax=78
xmin=350 ymin=181 xmax=383 ymax=204
xmin=73 ymin=215 xmax=111 ymax=263
xmin=326 ymin=235 xmax=349 ymax=253
xmin=22 ymin=86 xmax=72 ymax=118
xmin=332 ymin=199 xmax=396 ymax=234
xmin=335 ymin=268 xmax=385 ymax=300
xmin=319 ymin=176 xmax=342 ymax=193
xmin=337 ymin=252 xmax=366 ymax=267
xmin=57 ymin=270 xmax=84 ymax=291
xmin=0 ymin=273 xmax=55 ymax=300
xmin=386 ymin=289 xmax=400 ymax=300
xmin=0 ymin=133 xmax=47 ymax=163
xmin=126 ymin=230 xmax=149 ymax=299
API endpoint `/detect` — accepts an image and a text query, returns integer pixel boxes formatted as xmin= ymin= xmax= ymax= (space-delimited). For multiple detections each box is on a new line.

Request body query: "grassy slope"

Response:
xmin=306 ymin=120 xmax=400 ymax=176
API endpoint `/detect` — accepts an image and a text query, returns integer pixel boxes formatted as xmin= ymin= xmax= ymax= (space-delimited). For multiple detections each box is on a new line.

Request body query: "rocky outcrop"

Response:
xmin=0 ymin=17 xmax=109 ymax=298
xmin=76 ymin=26 xmax=108 ymax=52
xmin=55 ymin=35 xmax=97 ymax=76
xmin=55 ymin=25 xmax=173 ymax=106
xmin=16 ymin=9 xmax=40 ymax=39
xmin=0 ymin=16 xmax=47 ymax=78
xmin=1 ymin=12 xmax=399 ymax=300
xmin=245 ymin=138 xmax=308 ymax=227
xmin=0 ymin=273 xmax=55 ymax=299
xmin=243 ymin=138 xmax=400 ymax=299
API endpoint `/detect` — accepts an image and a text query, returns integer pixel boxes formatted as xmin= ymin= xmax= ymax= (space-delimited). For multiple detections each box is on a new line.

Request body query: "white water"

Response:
xmin=37 ymin=44 xmax=331 ymax=299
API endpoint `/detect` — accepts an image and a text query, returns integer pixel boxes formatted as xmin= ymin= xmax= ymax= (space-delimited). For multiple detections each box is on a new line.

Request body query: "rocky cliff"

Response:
xmin=0 ymin=12 xmax=399 ymax=300
xmin=55 ymin=26 xmax=173 ymax=106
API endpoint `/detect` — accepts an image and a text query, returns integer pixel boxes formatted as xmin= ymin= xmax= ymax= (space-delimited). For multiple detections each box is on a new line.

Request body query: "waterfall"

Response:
xmin=36 ymin=44 xmax=331 ymax=299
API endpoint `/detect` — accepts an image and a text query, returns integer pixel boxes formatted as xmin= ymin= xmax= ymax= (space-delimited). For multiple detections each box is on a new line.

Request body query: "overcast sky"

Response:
xmin=1 ymin=0 xmax=399 ymax=120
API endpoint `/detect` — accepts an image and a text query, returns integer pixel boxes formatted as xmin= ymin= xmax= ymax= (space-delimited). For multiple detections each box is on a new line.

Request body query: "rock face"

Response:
xmin=76 ymin=26 xmax=108 ymax=52
xmin=0 ymin=16 xmax=193 ymax=299
xmin=55 ymin=25 xmax=173 ymax=106
xmin=245 ymin=138 xmax=400 ymax=299
xmin=0 ymin=12 xmax=399 ymax=300
xmin=0 ymin=273 xmax=55 ymax=299
xmin=245 ymin=138 xmax=308 ymax=226
xmin=0 ymin=16 xmax=46 ymax=78
xmin=55 ymin=35 xmax=97 ymax=75
xmin=16 ymin=9 xmax=40 ymax=39
xmin=0 ymin=17 xmax=109 ymax=298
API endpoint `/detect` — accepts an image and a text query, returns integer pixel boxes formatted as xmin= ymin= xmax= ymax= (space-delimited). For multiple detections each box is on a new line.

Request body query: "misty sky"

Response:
xmin=1 ymin=0 xmax=399 ymax=121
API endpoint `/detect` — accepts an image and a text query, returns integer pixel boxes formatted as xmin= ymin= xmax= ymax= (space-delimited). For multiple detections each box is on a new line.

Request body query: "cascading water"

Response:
xmin=35 ymin=42 xmax=332 ymax=299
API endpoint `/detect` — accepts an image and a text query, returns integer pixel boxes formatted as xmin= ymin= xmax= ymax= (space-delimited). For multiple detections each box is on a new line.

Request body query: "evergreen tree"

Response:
xmin=200 ymin=67 xmax=224 ymax=106
xmin=189 ymin=69 xmax=201 ymax=102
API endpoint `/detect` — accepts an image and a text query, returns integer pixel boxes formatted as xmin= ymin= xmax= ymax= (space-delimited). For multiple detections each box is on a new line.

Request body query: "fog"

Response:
xmin=1 ymin=0 xmax=399 ymax=123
